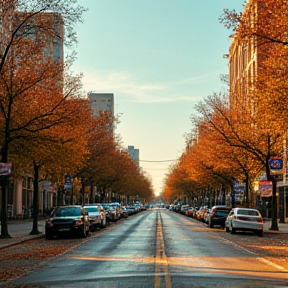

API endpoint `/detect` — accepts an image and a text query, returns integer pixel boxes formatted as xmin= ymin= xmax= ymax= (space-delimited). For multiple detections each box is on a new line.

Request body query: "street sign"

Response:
xmin=64 ymin=173 xmax=73 ymax=189
xmin=0 ymin=162 xmax=12 ymax=176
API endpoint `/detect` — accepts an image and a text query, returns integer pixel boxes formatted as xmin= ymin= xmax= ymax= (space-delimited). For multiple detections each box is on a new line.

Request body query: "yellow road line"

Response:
xmin=154 ymin=211 xmax=172 ymax=288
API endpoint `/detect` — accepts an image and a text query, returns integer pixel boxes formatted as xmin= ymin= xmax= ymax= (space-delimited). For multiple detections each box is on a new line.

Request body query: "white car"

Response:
xmin=225 ymin=207 xmax=263 ymax=237
xmin=83 ymin=205 xmax=102 ymax=231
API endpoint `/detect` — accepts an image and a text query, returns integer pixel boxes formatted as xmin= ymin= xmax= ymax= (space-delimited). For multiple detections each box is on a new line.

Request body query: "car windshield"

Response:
xmin=85 ymin=207 xmax=99 ymax=213
xmin=52 ymin=207 xmax=81 ymax=217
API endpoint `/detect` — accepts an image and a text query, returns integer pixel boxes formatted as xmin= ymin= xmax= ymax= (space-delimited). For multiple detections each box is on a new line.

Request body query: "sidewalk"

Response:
xmin=0 ymin=219 xmax=45 ymax=249
xmin=263 ymin=219 xmax=288 ymax=233
xmin=0 ymin=218 xmax=288 ymax=250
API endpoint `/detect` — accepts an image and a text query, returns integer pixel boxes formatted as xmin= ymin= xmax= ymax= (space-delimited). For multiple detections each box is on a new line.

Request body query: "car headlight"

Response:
xmin=75 ymin=219 xmax=83 ymax=226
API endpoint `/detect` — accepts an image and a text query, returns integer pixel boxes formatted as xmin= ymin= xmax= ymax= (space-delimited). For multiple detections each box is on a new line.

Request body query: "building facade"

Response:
xmin=128 ymin=146 xmax=140 ymax=167
xmin=228 ymin=0 xmax=288 ymax=222
xmin=88 ymin=92 xmax=114 ymax=118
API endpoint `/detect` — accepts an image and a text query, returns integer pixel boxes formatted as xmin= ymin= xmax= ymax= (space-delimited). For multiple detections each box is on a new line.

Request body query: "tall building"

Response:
xmin=128 ymin=146 xmax=139 ymax=167
xmin=88 ymin=92 xmax=114 ymax=118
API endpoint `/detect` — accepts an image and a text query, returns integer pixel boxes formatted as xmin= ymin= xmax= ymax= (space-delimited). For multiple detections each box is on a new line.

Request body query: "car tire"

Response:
xmin=79 ymin=224 xmax=89 ymax=238
xmin=45 ymin=230 xmax=53 ymax=240
xmin=255 ymin=230 xmax=263 ymax=237
xmin=101 ymin=220 xmax=106 ymax=228
xmin=209 ymin=219 xmax=214 ymax=228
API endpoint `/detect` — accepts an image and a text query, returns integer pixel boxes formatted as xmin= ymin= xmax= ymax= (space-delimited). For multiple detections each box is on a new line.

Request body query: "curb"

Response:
xmin=0 ymin=233 xmax=45 ymax=250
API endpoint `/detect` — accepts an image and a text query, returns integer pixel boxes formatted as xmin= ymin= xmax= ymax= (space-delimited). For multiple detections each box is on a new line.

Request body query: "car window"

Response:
xmin=215 ymin=210 xmax=230 ymax=217
xmin=238 ymin=209 xmax=259 ymax=216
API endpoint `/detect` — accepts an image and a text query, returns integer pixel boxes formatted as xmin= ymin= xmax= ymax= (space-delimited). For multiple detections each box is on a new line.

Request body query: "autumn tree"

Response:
xmin=75 ymin=111 xmax=153 ymax=205
xmin=17 ymin=98 xmax=91 ymax=235
xmin=0 ymin=0 xmax=87 ymax=238
xmin=195 ymin=91 xmax=286 ymax=230
xmin=220 ymin=0 xmax=288 ymax=48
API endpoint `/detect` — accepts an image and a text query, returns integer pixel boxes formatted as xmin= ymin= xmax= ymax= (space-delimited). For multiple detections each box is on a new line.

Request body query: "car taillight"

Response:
xmin=46 ymin=220 xmax=53 ymax=227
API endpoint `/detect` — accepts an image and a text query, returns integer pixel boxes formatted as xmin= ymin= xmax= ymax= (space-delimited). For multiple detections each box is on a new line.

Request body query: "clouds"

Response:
xmin=76 ymin=68 xmax=215 ymax=104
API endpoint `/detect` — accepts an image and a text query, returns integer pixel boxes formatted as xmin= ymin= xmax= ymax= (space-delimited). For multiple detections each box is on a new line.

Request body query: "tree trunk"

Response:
xmin=266 ymin=159 xmax=279 ymax=231
xmin=30 ymin=161 xmax=41 ymax=235
xmin=270 ymin=177 xmax=279 ymax=231
xmin=230 ymin=182 xmax=235 ymax=208
xmin=0 ymin=144 xmax=11 ymax=238
xmin=245 ymin=175 xmax=249 ymax=206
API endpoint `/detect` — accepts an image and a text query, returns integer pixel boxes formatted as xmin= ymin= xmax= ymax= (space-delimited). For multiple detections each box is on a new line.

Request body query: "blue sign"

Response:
xmin=269 ymin=157 xmax=283 ymax=174
xmin=64 ymin=173 xmax=73 ymax=189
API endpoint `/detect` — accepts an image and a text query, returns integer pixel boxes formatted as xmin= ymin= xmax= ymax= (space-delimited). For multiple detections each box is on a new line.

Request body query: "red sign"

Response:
xmin=259 ymin=180 xmax=272 ymax=197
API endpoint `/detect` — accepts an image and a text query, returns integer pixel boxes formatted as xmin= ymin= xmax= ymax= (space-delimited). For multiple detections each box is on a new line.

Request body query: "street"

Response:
xmin=6 ymin=208 xmax=288 ymax=288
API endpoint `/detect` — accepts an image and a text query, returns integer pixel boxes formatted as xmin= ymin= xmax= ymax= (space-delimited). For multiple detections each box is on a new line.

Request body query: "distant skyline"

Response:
xmin=71 ymin=0 xmax=245 ymax=196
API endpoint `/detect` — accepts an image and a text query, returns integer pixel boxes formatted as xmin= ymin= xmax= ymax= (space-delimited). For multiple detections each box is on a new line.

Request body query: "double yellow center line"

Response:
xmin=154 ymin=210 xmax=172 ymax=288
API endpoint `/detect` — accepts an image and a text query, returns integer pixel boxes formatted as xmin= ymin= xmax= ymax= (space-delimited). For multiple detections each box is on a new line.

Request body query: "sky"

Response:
xmin=71 ymin=0 xmax=245 ymax=197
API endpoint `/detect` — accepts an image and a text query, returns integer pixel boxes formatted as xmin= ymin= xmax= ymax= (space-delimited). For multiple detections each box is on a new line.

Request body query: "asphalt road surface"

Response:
xmin=11 ymin=208 xmax=288 ymax=287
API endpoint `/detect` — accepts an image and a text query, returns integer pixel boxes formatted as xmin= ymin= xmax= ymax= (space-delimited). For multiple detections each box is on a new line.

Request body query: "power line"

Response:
xmin=139 ymin=159 xmax=178 ymax=163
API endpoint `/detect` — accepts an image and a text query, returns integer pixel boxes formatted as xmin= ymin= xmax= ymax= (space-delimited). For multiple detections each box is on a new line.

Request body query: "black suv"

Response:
xmin=208 ymin=205 xmax=232 ymax=228
xmin=45 ymin=205 xmax=90 ymax=239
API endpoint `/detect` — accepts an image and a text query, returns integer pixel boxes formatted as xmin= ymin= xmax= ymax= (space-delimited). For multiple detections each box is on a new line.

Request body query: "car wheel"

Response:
xmin=45 ymin=230 xmax=53 ymax=240
xmin=86 ymin=224 xmax=90 ymax=237
xmin=79 ymin=224 xmax=88 ymax=238
xmin=101 ymin=220 xmax=106 ymax=228
xmin=209 ymin=219 xmax=214 ymax=228
xmin=255 ymin=230 xmax=263 ymax=237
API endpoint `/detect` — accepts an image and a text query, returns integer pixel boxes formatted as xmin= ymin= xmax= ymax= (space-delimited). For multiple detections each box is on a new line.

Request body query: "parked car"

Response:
xmin=204 ymin=208 xmax=211 ymax=224
xmin=196 ymin=206 xmax=208 ymax=222
xmin=185 ymin=207 xmax=196 ymax=217
xmin=125 ymin=206 xmax=137 ymax=215
xmin=102 ymin=204 xmax=118 ymax=222
xmin=225 ymin=207 xmax=263 ymax=236
xmin=208 ymin=205 xmax=232 ymax=228
xmin=85 ymin=204 xmax=107 ymax=228
xmin=109 ymin=202 xmax=122 ymax=219
xmin=121 ymin=207 xmax=129 ymax=218
xmin=180 ymin=205 xmax=190 ymax=214
xmin=83 ymin=205 xmax=102 ymax=231
xmin=45 ymin=205 xmax=90 ymax=239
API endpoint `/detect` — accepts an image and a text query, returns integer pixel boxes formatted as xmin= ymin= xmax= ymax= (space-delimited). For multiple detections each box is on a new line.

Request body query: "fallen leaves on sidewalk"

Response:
xmin=0 ymin=236 xmax=90 ymax=283
xmin=223 ymin=231 xmax=288 ymax=269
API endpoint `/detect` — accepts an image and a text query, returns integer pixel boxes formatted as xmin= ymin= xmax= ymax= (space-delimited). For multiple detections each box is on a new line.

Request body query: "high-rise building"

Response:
xmin=128 ymin=146 xmax=139 ymax=167
xmin=88 ymin=92 xmax=114 ymax=118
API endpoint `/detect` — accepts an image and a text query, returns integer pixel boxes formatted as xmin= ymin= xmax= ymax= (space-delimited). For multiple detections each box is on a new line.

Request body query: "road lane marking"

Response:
xmin=154 ymin=211 xmax=172 ymax=288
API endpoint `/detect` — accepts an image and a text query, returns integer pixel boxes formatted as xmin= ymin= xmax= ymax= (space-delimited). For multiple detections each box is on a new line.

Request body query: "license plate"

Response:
xmin=58 ymin=228 xmax=70 ymax=232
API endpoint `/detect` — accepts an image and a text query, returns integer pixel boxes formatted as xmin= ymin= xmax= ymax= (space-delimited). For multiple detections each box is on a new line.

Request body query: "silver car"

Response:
xmin=84 ymin=205 xmax=102 ymax=231
xmin=225 ymin=207 xmax=263 ymax=237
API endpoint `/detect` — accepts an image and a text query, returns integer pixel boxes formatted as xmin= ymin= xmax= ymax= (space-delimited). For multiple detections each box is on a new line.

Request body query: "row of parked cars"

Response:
xmin=169 ymin=204 xmax=264 ymax=237
xmin=45 ymin=203 xmax=146 ymax=239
